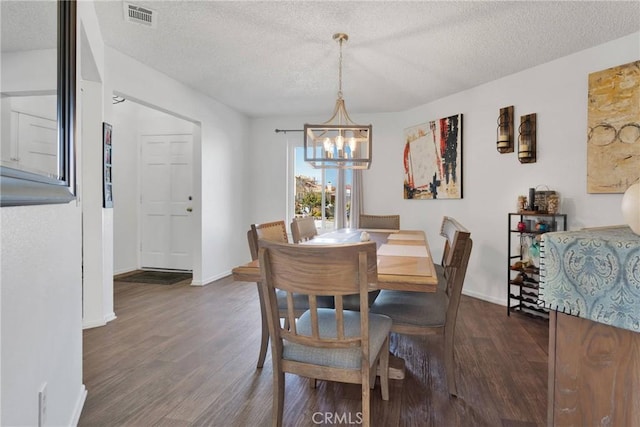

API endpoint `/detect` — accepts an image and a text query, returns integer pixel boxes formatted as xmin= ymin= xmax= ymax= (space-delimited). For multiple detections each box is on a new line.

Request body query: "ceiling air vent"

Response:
xmin=123 ymin=2 xmax=157 ymax=28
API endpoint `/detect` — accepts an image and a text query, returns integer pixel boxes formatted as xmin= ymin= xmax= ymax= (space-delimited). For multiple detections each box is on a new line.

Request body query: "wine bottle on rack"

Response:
xmin=528 ymin=188 xmax=535 ymax=211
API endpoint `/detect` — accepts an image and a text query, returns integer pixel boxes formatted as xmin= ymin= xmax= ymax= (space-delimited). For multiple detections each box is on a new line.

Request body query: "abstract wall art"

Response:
xmin=403 ymin=114 xmax=463 ymax=199
xmin=587 ymin=60 xmax=640 ymax=193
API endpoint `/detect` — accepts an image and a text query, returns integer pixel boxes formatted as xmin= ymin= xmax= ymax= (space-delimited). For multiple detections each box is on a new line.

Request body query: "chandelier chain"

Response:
xmin=338 ymin=37 xmax=343 ymax=99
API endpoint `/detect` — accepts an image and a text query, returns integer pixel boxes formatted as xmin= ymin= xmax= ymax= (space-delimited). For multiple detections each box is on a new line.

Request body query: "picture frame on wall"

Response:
xmin=587 ymin=60 xmax=640 ymax=193
xmin=103 ymin=122 xmax=113 ymax=208
xmin=403 ymin=114 xmax=463 ymax=199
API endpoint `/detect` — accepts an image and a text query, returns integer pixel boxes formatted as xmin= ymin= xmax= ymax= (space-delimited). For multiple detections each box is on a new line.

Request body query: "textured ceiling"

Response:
xmin=5 ymin=1 xmax=640 ymax=118
xmin=1 ymin=2 xmax=57 ymax=51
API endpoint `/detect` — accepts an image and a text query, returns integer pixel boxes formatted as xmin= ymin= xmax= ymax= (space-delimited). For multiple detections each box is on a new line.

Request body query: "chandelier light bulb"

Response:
xmin=323 ymin=137 xmax=333 ymax=158
xmin=348 ymin=137 xmax=356 ymax=152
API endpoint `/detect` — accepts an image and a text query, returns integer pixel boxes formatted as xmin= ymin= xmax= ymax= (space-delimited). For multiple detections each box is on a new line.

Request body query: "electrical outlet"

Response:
xmin=38 ymin=383 xmax=47 ymax=427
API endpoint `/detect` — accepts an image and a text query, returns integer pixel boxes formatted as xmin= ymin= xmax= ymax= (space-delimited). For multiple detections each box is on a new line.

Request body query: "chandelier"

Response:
xmin=304 ymin=33 xmax=372 ymax=169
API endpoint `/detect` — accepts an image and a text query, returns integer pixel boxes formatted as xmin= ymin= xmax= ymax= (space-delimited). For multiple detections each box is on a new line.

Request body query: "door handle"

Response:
xmin=186 ymin=207 xmax=193 ymax=212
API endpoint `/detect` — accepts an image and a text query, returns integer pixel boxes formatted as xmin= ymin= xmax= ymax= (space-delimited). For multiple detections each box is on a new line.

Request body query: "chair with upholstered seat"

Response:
xmin=248 ymin=221 xmax=288 ymax=369
xmin=290 ymin=216 xmax=318 ymax=243
xmin=359 ymin=214 xmax=400 ymax=230
xmin=370 ymin=216 xmax=472 ymax=396
xmin=258 ymin=239 xmax=391 ymax=427
xmin=248 ymin=221 xmax=333 ymax=368
xmin=434 ymin=216 xmax=469 ymax=287
xmin=291 ymin=217 xmax=379 ymax=312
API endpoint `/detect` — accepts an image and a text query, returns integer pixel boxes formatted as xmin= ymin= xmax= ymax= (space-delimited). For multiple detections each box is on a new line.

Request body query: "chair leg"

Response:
xmin=256 ymin=283 xmax=269 ymax=369
xmin=380 ymin=337 xmax=389 ymax=401
xmin=443 ymin=326 xmax=458 ymax=397
xmin=361 ymin=373 xmax=371 ymax=427
xmin=273 ymin=370 xmax=285 ymax=427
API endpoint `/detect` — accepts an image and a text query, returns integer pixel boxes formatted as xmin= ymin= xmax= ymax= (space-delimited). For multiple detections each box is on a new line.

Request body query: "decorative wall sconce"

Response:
xmin=518 ymin=113 xmax=537 ymax=163
xmin=497 ymin=106 xmax=514 ymax=153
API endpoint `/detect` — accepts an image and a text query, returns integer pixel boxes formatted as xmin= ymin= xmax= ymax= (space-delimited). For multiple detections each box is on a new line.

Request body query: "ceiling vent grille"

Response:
xmin=123 ymin=2 xmax=157 ymax=28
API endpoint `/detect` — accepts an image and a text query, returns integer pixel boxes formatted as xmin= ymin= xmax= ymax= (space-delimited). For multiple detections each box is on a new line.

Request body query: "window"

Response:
xmin=289 ymin=144 xmax=352 ymax=232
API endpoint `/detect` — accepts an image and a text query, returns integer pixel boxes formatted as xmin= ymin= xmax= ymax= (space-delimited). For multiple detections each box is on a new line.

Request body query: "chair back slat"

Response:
xmin=335 ymin=301 xmax=345 ymax=340
xmin=259 ymin=240 xmax=377 ymax=350
xmin=359 ymin=214 xmax=400 ymax=230
xmin=439 ymin=216 xmax=471 ymax=288
xmin=291 ymin=217 xmax=318 ymax=243
xmin=357 ymin=251 xmax=371 ymax=362
xmin=309 ymin=295 xmax=320 ymax=338
xmin=285 ymin=292 xmax=296 ymax=333
xmin=247 ymin=230 xmax=259 ymax=261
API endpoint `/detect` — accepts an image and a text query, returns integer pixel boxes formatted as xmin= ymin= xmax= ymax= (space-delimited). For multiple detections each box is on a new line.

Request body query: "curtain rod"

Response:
xmin=274 ymin=129 xmax=303 ymax=134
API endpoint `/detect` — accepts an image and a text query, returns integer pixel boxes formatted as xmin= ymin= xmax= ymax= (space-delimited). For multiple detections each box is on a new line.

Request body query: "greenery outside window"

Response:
xmin=290 ymin=145 xmax=352 ymax=231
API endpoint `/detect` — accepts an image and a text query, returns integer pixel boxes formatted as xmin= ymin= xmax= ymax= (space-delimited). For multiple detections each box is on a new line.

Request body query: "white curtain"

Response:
xmin=335 ymin=169 xmax=346 ymax=228
xmin=350 ymin=170 xmax=363 ymax=228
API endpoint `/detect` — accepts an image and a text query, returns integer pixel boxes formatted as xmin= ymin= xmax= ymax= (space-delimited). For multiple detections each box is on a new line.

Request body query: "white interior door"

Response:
xmin=140 ymin=134 xmax=193 ymax=270
xmin=15 ymin=111 xmax=58 ymax=176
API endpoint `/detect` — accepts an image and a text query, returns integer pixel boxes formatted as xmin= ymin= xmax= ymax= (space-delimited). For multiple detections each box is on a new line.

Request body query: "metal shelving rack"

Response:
xmin=507 ymin=212 xmax=567 ymax=319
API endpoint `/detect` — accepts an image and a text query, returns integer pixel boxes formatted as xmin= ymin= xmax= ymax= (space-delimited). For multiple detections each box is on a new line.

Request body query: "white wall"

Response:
xmin=81 ymin=79 xmax=115 ymax=329
xmin=0 ymin=3 xmax=105 ymax=424
xmin=78 ymin=1 xmax=117 ymax=331
xmin=104 ymin=47 xmax=251 ymax=285
xmin=0 ymin=49 xmax=56 ymax=93
xmin=1 ymin=204 xmax=84 ymax=426
xmin=249 ymin=32 xmax=640 ymax=305
xmin=110 ymin=100 xmax=138 ymax=274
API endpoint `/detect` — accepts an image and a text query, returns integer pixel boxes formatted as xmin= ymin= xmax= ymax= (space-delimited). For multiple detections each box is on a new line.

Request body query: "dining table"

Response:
xmin=231 ymin=227 xmax=438 ymax=379
xmin=232 ymin=228 xmax=437 ymax=291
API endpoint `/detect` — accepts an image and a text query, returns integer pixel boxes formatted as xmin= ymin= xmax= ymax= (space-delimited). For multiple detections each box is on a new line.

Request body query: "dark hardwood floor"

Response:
xmin=79 ymin=277 xmax=549 ymax=426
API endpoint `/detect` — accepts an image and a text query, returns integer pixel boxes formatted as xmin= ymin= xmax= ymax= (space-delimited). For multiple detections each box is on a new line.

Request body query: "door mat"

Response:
xmin=117 ymin=271 xmax=192 ymax=285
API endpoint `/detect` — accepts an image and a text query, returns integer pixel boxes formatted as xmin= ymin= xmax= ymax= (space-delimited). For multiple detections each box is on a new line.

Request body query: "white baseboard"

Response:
xmin=193 ymin=270 xmax=232 ymax=286
xmin=69 ymin=384 xmax=87 ymax=426
xmin=83 ymin=318 xmax=105 ymax=329
xmin=462 ymin=288 xmax=506 ymax=307
xmin=113 ymin=267 xmax=137 ymax=276
xmin=82 ymin=312 xmax=117 ymax=330
xmin=104 ymin=311 xmax=117 ymax=323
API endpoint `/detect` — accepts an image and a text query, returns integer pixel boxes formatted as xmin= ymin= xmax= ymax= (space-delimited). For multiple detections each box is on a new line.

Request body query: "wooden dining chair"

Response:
xmin=293 ymin=217 xmax=379 ymax=312
xmin=435 ymin=216 xmax=470 ymax=285
xmin=370 ymin=217 xmax=472 ymax=396
xmin=359 ymin=214 xmax=400 ymax=230
xmin=290 ymin=216 xmax=318 ymax=243
xmin=258 ymin=239 xmax=391 ymax=427
xmin=251 ymin=220 xmax=289 ymax=245
xmin=248 ymin=221 xmax=332 ymax=368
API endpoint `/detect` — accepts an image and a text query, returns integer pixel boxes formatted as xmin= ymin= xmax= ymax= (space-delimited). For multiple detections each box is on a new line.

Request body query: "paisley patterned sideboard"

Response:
xmin=540 ymin=225 xmax=640 ymax=332
xmin=541 ymin=226 xmax=640 ymax=426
